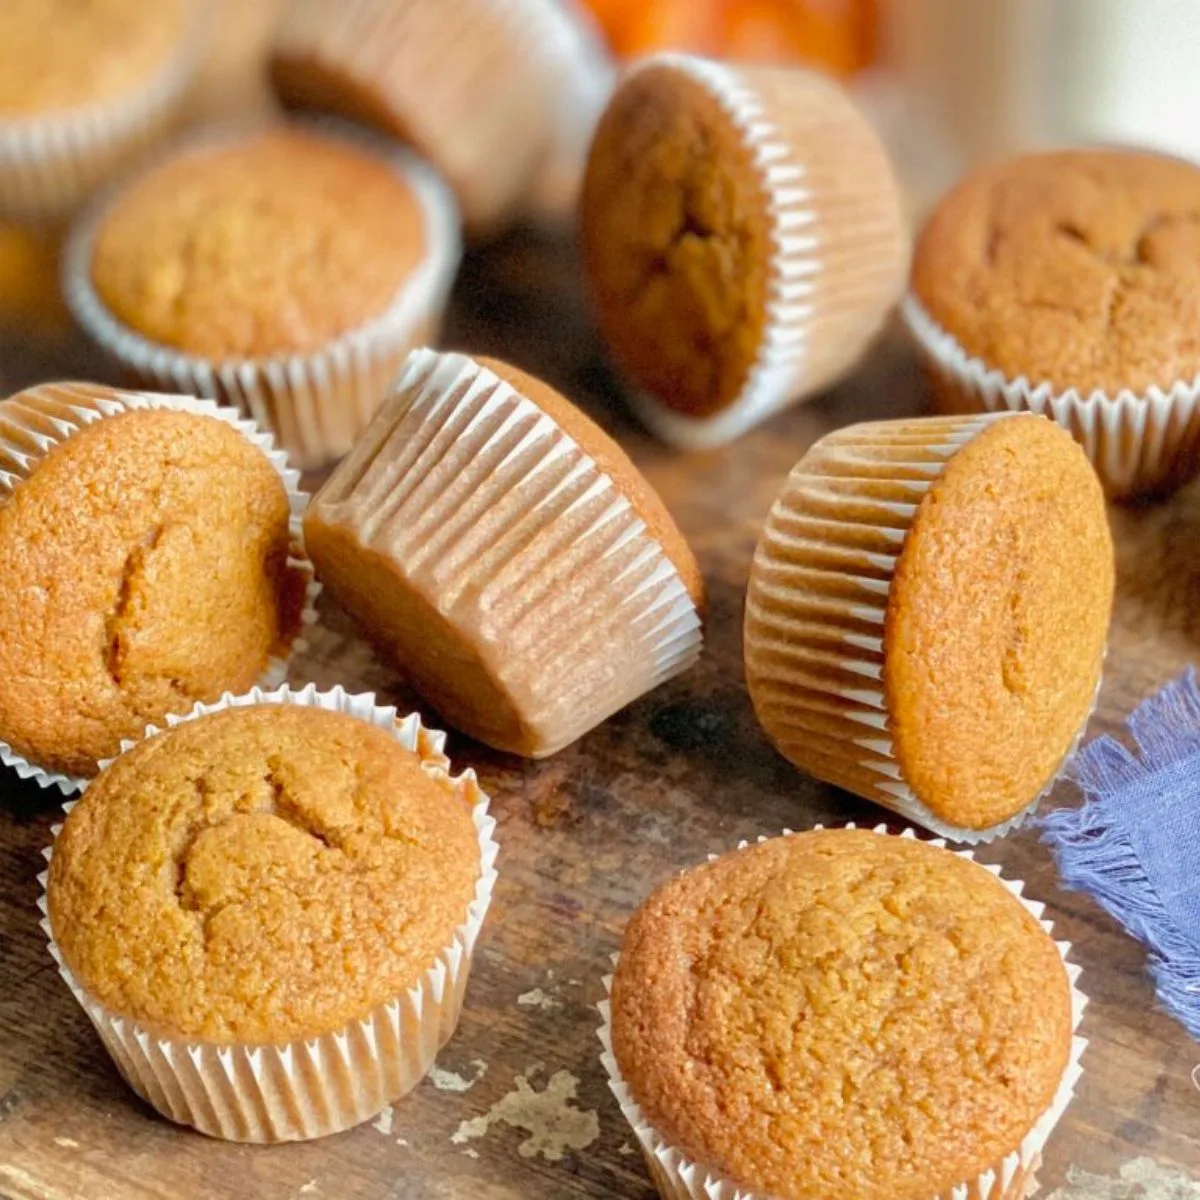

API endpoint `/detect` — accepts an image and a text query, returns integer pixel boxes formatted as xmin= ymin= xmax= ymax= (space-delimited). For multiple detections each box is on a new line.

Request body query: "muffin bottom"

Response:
xmin=305 ymin=520 xmax=533 ymax=754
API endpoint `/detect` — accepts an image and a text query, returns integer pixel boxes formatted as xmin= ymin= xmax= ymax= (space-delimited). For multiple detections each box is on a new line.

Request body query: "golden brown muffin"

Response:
xmin=612 ymin=829 xmax=1075 ymax=1200
xmin=581 ymin=56 xmax=908 ymax=444
xmin=89 ymin=128 xmax=428 ymax=360
xmin=47 ymin=703 xmax=480 ymax=1043
xmin=0 ymin=0 xmax=189 ymax=116
xmin=886 ymin=415 xmax=1112 ymax=829
xmin=581 ymin=62 xmax=774 ymax=419
xmin=0 ymin=384 xmax=307 ymax=778
xmin=745 ymin=413 xmax=1113 ymax=834
xmin=912 ymin=149 xmax=1200 ymax=397
xmin=305 ymin=349 xmax=704 ymax=758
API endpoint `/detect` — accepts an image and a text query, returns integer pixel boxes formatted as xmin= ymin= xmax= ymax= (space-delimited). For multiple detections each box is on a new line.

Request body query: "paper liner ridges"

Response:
xmin=0 ymin=384 xmax=318 ymax=796
xmin=598 ymin=823 xmax=1088 ymax=1200
xmin=39 ymin=684 xmax=499 ymax=1142
xmin=903 ymin=293 xmax=1200 ymax=499
xmin=313 ymin=348 xmax=703 ymax=756
xmin=62 ymin=120 xmax=461 ymax=469
xmin=744 ymin=411 xmax=1087 ymax=844
xmin=272 ymin=0 xmax=589 ymax=231
xmin=0 ymin=4 xmax=202 ymax=223
xmin=627 ymin=55 xmax=909 ymax=449
xmin=524 ymin=0 xmax=615 ymax=221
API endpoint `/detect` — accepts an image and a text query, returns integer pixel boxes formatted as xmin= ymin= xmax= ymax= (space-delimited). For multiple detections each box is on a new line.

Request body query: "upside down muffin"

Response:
xmin=305 ymin=349 xmax=705 ymax=757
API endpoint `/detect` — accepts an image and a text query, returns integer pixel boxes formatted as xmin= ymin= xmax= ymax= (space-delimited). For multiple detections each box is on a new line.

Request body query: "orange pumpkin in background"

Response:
xmin=582 ymin=0 xmax=879 ymax=75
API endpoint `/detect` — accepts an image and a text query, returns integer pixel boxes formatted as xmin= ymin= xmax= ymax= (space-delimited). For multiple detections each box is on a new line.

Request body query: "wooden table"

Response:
xmin=0 ymin=228 xmax=1198 ymax=1199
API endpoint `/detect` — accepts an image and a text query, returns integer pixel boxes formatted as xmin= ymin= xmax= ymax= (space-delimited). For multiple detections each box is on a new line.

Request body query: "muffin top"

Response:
xmin=0 ymin=0 xmax=189 ymax=117
xmin=612 ymin=829 xmax=1073 ymax=1200
xmin=90 ymin=128 xmax=427 ymax=359
xmin=912 ymin=149 xmax=1200 ymax=395
xmin=47 ymin=704 xmax=481 ymax=1043
xmin=886 ymin=415 xmax=1112 ymax=829
xmin=581 ymin=62 xmax=774 ymax=418
xmin=475 ymin=357 xmax=705 ymax=608
xmin=0 ymin=384 xmax=305 ymax=778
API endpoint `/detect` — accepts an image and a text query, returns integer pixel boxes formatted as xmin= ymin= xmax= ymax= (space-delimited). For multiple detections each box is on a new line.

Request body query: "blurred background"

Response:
xmin=6 ymin=0 xmax=1200 ymax=359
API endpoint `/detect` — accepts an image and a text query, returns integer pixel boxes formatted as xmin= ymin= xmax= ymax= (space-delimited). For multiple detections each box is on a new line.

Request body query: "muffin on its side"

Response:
xmin=44 ymin=690 xmax=497 ymax=1141
xmin=905 ymin=149 xmax=1200 ymax=498
xmin=305 ymin=348 xmax=704 ymax=757
xmin=744 ymin=412 xmax=1113 ymax=841
xmin=581 ymin=53 xmax=908 ymax=448
xmin=603 ymin=827 xmax=1085 ymax=1200
xmin=0 ymin=382 xmax=311 ymax=788
xmin=0 ymin=0 xmax=200 ymax=221
xmin=270 ymin=0 xmax=607 ymax=234
xmin=64 ymin=124 xmax=460 ymax=467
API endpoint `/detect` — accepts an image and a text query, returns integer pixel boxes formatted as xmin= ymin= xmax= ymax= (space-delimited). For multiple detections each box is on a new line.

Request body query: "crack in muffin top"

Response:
xmin=912 ymin=149 xmax=1200 ymax=395
xmin=47 ymin=704 xmax=480 ymax=1043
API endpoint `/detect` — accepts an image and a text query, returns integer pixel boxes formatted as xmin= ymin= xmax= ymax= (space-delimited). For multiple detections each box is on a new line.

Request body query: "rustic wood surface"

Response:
xmin=0 ymin=224 xmax=1198 ymax=1200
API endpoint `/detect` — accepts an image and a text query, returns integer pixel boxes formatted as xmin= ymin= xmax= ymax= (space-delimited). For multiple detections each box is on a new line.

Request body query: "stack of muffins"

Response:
xmin=10 ymin=0 xmax=1198 ymax=1193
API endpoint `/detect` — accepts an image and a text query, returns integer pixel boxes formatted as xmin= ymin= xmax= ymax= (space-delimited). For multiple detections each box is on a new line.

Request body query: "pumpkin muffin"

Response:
xmin=45 ymin=692 xmax=496 ymax=1141
xmin=605 ymin=828 xmax=1084 ymax=1200
xmin=269 ymin=0 xmax=604 ymax=234
xmin=905 ymin=149 xmax=1200 ymax=498
xmin=64 ymin=124 xmax=460 ymax=467
xmin=744 ymin=412 xmax=1113 ymax=840
xmin=581 ymin=53 xmax=908 ymax=448
xmin=0 ymin=382 xmax=310 ymax=787
xmin=305 ymin=348 xmax=704 ymax=757
xmin=0 ymin=0 xmax=199 ymax=222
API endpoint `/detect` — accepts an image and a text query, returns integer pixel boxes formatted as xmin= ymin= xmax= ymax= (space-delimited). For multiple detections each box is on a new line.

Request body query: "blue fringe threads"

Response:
xmin=1041 ymin=668 xmax=1200 ymax=1041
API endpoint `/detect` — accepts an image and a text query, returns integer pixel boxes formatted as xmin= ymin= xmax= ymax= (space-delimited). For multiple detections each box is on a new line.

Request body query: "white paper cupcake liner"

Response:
xmin=62 ymin=119 xmax=461 ymax=469
xmin=0 ymin=5 xmax=204 ymax=225
xmin=524 ymin=0 xmax=615 ymax=224
xmin=902 ymin=293 xmax=1200 ymax=499
xmin=271 ymin=0 xmax=596 ymax=233
xmin=743 ymin=411 xmax=1103 ymax=844
xmin=310 ymin=348 xmax=704 ymax=757
xmin=618 ymin=55 xmax=908 ymax=450
xmin=0 ymin=382 xmax=319 ymax=796
xmin=37 ymin=683 xmax=500 ymax=1143
xmin=598 ymin=823 xmax=1088 ymax=1200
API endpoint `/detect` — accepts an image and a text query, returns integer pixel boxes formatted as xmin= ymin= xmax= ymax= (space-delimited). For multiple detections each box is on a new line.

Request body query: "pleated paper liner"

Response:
xmin=38 ymin=684 xmax=500 ymax=1143
xmin=902 ymin=293 xmax=1200 ymax=500
xmin=62 ymin=120 xmax=461 ymax=470
xmin=598 ymin=823 xmax=1088 ymax=1200
xmin=524 ymin=0 xmax=615 ymax=224
xmin=0 ymin=3 xmax=203 ymax=224
xmin=311 ymin=348 xmax=703 ymax=757
xmin=271 ymin=0 xmax=597 ymax=234
xmin=624 ymin=55 xmax=909 ymax=451
xmin=0 ymin=383 xmax=319 ymax=796
xmin=743 ymin=412 xmax=1101 ymax=844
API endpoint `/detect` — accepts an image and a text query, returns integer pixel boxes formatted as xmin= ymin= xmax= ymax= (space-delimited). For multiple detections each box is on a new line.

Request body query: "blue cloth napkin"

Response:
xmin=1041 ymin=669 xmax=1200 ymax=1040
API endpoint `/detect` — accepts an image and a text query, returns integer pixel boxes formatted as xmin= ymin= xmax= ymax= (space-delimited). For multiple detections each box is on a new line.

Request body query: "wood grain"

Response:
xmin=0 ymin=228 xmax=1198 ymax=1198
